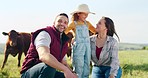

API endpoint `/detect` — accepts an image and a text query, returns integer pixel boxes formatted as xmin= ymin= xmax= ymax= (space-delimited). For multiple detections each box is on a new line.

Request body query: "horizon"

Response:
xmin=0 ymin=0 xmax=148 ymax=44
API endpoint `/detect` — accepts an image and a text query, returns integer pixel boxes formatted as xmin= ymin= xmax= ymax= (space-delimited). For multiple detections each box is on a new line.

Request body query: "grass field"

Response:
xmin=0 ymin=50 xmax=148 ymax=78
xmin=119 ymin=50 xmax=148 ymax=78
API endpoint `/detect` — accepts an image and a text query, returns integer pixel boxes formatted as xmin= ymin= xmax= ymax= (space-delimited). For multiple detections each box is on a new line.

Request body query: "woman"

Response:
xmin=90 ymin=17 xmax=122 ymax=78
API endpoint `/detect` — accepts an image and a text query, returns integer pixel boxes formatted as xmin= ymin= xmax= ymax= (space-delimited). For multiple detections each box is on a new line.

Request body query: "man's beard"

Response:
xmin=57 ymin=25 xmax=65 ymax=33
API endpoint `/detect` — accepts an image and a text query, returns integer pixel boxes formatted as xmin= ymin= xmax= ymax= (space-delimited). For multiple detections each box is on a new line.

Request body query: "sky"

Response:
xmin=0 ymin=0 xmax=148 ymax=44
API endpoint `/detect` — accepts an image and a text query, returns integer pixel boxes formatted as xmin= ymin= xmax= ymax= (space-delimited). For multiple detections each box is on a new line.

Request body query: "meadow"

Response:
xmin=0 ymin=50 xmax=148 ymax=78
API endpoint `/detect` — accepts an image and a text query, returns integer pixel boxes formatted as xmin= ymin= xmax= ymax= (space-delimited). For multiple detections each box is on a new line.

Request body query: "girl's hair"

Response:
xmin=103 ymin=17 xmax=120 ymax=41
xmin=71 ymin=13 xmax=79 ymax=21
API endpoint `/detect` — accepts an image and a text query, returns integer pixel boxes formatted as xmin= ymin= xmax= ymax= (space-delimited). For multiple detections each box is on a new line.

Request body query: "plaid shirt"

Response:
xmin=90 ymin=35 xmax=120 ymax=76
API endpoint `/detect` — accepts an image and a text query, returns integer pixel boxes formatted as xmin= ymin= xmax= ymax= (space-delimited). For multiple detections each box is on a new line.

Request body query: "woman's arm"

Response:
xmin=110 ymin=40 xmax=120 ymax=77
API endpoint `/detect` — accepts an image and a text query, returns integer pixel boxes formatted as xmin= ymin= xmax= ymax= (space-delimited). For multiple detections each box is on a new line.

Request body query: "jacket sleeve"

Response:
xmin=87 ymin=21 xmax=96 ymax=34
xmin=110 ymin=39 xmax=120 ymax=76
xmin=64 ymin=22 xmax=75 ymax=34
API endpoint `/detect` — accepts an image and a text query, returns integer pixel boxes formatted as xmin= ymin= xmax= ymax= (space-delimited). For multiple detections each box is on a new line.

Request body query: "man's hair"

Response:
xmin=58 ymin=13 xmax=69 ymax=19
xmin=55 ymin=13 xmax=69 ymax=22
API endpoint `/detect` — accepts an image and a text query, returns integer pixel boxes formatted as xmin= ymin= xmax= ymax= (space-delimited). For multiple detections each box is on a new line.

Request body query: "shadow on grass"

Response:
xmin=122 ymin=63 xmax=148 ymax=75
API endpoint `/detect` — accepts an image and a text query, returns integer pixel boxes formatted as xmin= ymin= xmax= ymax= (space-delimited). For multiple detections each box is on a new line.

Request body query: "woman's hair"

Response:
xmin=103 ymin=17 xmax=120 ymax=41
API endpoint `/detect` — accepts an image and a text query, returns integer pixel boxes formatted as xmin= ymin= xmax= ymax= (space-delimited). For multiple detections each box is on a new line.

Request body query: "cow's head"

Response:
xmin=5 ymin=46 xmax=19 ymax=57
xmin=2 ymin=30 xmax=21 ymax=47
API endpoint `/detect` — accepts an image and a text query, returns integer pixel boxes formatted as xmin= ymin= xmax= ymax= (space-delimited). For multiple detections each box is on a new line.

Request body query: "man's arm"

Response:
xmin=37 ymin=46 xmax=77 ymax=78
xmin=61 ymin=57 xmax=73 ymax=72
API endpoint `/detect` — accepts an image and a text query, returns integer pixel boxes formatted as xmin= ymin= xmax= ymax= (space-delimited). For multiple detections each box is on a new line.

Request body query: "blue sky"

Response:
xmin=0 ymin=0 xmax=148 ymax=44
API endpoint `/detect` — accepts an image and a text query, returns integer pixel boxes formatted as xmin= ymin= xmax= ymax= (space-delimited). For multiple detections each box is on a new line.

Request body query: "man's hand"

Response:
xmin=109 ymin=74 xmax=115 ymax=78
xmin=63 ymin=68 xmax=78 ymax=78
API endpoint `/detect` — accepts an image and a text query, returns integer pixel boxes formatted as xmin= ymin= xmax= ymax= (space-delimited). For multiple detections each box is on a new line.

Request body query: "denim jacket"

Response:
xmin=90 ymin=35 xmax=120 ymax=76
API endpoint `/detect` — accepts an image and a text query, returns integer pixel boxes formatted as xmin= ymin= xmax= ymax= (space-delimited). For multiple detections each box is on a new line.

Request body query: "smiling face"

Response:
xmin=54 ymin=15 xmax=69 ymax=32
xmin=96 ymin=18 xmax=107 ymax=33
xmin=78 ymin=12 xmax=88 ymax=21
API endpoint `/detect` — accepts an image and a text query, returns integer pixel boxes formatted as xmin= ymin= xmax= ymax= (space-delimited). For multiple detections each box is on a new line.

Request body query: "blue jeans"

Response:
xmin=91 ymin=66 xmax=122 ymax=78
xmin=21 ymin=63 xmax=65 ymax=78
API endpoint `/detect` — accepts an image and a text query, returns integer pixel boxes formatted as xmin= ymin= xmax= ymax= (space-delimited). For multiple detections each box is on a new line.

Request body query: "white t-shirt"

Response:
xmin=34 ymin=31 xmax=51 ymax=49
xmin=34 ymin=31 xmax=66 ymax=60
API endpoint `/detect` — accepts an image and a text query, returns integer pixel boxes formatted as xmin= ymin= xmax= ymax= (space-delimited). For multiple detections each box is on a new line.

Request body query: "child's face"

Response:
xmin=78 ymin=12 xmax=88 ymax=21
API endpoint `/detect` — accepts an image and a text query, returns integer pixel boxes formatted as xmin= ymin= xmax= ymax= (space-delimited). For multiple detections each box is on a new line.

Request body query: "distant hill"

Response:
xmin=119 ymin=43 xmax=148 ymax=50
xmin=0 ymin=43 xmax=148 ymax=53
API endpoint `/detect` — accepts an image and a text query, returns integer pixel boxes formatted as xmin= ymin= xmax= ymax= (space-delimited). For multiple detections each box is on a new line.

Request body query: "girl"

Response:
xmin=65 ymin=4 xmax=96 ymax=78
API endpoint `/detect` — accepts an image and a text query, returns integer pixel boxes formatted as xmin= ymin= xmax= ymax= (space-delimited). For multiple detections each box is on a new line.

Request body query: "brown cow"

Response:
xmin=66 ymin=32 xmax=74 ymax=57
xmin=1 ymin=30 xmax=31 ymax=69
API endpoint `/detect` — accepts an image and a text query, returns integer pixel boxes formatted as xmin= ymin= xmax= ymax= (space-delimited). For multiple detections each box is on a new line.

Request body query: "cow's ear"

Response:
xmin=2 ymin=32 xmax=8 ymax=36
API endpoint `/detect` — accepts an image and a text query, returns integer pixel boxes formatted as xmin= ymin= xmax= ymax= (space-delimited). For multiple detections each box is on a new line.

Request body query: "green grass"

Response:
xmin=0 ymin=54 xmax=24 ymax=78
xmin=0 ymin=50 xmax=148 ymax=78
xmin=119 ymin=50 xmax=148 ymax=78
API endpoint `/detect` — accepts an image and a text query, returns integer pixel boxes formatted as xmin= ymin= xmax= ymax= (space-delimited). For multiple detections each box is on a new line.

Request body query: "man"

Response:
xmin=21 ymin=13 xmax=77 ymax=78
